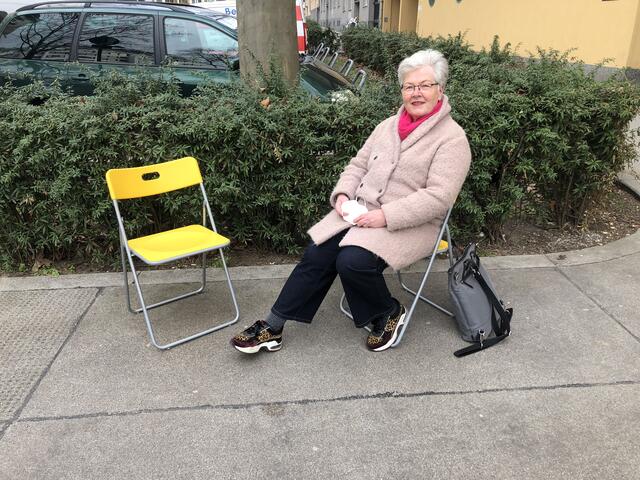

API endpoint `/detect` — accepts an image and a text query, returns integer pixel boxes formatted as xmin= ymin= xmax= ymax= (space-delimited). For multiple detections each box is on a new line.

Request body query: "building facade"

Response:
xmin=310 ymin=0 xmax=381 ymax=30
xmin=382 ymin=0 xmax=640 ymax=69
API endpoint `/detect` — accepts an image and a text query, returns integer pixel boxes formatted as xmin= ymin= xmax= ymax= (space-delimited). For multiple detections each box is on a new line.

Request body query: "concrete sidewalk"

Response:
xmin=0 ymin=230 xmax=639 ymax=479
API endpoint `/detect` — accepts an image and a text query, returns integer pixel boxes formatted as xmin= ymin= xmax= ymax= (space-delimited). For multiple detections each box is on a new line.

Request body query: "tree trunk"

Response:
xmin=237 ymin=0 xmax=299 ymax=87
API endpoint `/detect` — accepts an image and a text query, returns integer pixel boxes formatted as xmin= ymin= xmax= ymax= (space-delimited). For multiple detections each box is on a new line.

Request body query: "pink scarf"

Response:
xmin=398 ymin=99 xmax=443 ymax=141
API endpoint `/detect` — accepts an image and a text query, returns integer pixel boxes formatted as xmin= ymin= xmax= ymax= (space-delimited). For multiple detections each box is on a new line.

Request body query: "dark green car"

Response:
xmin=0 ymin=0 xmax=351 ymax=98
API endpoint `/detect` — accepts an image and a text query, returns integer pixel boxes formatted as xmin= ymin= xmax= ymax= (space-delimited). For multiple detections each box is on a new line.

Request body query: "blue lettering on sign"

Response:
xmin=224 ymin=8 xmax=237 ymax=16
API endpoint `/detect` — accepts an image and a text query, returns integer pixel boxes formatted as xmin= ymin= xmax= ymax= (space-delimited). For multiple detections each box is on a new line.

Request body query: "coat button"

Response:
xmin=359 ymin=183 xmax=364 ymax=187
xmin=373 ymin=155 xmax=378 ymax=160
xmin=378 ymin=189 xmax=383 ymax=193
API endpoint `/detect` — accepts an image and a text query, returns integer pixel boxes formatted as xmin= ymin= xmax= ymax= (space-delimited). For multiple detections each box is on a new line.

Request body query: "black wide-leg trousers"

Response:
xmin=271 ymin=230 xmax=396 ymax=328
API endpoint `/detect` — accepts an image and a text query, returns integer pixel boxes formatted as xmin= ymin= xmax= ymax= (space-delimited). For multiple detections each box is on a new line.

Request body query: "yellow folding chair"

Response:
xmin=105 ymin=157 xmax=240 ymax=350
xmin=340 ymin=207 xmax=455 ymax=347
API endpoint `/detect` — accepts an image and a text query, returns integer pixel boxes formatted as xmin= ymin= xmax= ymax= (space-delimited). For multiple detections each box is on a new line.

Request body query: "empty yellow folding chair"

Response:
xmin=105 ymin=157 xmax=239 ymax=350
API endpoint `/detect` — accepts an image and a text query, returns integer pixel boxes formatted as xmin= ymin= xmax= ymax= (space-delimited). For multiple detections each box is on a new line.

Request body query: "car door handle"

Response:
xmin=72 ymin=73 xmax=89 ymax=81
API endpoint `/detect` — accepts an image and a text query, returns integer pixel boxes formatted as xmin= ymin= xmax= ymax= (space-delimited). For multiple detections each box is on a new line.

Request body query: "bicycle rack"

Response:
xmin=320 ymin=47 xmax=331 ymax=62
xmin=313 ymin=42 xmax=324 ymax=58
xmin=339 ymin=58 xmax=354 ymax=76
xmin=352 ymin=69 xmax=367 ymax=91
xmin=309 ymin=47 xmax=366 ymax=92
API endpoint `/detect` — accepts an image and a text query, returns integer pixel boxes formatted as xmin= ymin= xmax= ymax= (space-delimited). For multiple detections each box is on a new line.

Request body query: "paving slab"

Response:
xmin=0 ymin=289 xmax=98 ymax=422
xmin=0 ymin=273 xmax=122 ymax=291
xmin=19 ymin=269 xmax=640 ymax=420
xmin=560 ymin=253 xmax=640 ymax=340
xmin=3 ymin=384 xmax=639 ymax=480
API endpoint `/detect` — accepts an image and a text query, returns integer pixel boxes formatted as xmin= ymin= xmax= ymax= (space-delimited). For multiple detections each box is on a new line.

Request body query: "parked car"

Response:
xmin=0 ymin=0 xmax=351 ymax=98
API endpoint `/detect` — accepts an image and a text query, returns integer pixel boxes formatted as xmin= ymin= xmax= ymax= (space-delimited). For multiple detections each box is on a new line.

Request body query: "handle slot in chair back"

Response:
xmin=106 ymin=157 xmax=202 ymax=200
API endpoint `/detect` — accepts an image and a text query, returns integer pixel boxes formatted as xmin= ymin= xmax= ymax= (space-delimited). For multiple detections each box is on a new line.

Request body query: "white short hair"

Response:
xmin=397 ymin=49 xmax=449 ymax=88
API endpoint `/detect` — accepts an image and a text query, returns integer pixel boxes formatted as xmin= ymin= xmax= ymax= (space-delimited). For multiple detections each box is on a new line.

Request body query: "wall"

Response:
xmin=355 ymin=0 xmax=381 ymax=27
xmin=322 ymin=0 xmax=354 ymax=30
xmin=398 ymin=0 xmax=418 ymax=32
xmin=414 ymin=0 xmax=640 ymax=68
xmin=304 ymin=0 xmax=321 ymax=19
xmin=381 ymin=0 xmax=401 ymax=32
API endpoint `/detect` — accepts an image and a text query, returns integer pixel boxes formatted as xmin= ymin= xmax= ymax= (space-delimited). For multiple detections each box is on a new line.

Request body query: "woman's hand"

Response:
xmin=355 ymin=209 xmax=387 ymax=228
xmin=335 ymin=194 xmax=350 ymax=217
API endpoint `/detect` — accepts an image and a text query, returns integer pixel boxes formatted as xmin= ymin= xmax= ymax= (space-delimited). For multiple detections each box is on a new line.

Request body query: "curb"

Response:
xmin=1 ymin=230 xmax=639 ymax=292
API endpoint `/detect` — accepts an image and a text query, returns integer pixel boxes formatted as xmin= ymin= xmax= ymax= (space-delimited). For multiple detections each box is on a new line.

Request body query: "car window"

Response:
xmin=77 ymin=14 xmax=154 ymax=65
xmin=0 ymin=12 xmax=79 ymax=61
xmin=164 ymin=17 xmax=237 ymax=69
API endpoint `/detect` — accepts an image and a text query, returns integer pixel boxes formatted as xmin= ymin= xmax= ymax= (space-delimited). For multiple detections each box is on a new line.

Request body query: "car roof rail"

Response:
xmin=17 ymin=1 xmax=193 ymax=13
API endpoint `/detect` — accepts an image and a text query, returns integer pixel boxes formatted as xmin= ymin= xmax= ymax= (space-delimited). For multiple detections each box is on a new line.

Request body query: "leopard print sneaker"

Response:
xmin=366 ymin=304 xmax=406 ymax=352
xmin=230 ymin=320 xmax=283 ymax=354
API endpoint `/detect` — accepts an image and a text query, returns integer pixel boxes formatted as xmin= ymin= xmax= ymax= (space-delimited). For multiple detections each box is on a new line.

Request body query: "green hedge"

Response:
xmin=1 ymin=29 xmax=639 ymax=270
xmin=0 ymin=72 xmax=399 ymax=269
xmin=342 ymin=27 xmax=640 ymax=235
xmin=305 ymin=18 xmax=341 ymax=53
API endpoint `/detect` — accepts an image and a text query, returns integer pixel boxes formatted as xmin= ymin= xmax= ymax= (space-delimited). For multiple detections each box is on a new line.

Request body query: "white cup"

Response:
xmin=341 ymin=199 xmax=368 ymax=225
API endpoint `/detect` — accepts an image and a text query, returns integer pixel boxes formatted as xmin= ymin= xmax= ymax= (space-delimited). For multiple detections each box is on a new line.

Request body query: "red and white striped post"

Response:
xmin=295 ymin=0 xmax=307 ymax=54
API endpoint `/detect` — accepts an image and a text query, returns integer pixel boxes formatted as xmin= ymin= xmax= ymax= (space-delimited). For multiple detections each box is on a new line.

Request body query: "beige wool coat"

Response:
xmin=307 ymin=95 xmax=471 ymax=270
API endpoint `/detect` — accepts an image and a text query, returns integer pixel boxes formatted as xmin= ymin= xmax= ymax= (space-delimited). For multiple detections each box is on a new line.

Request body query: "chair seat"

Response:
xmin=128 ymin=225 xmax=230 ymax=265
xmin=436 ymin=240 xmax=448 ymax=254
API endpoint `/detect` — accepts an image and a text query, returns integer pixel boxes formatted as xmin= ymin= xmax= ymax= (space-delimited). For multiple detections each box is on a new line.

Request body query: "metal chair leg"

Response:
xmin=124 ymin=248 xmax=240 ymax=350
xmin=340 ymin=293 xmax=374 ymax=332
xmin=122 ymin=255 xmax=207 ymax=314
xmin=397 ymin=271 xmax=454 ymax=317
xmin=339 ymin=293 xmax=352 ymax=319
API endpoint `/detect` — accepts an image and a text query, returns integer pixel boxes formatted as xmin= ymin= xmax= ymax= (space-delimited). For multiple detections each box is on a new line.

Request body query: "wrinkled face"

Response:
xmin=401 ymin=66 xmax=443 ymax=120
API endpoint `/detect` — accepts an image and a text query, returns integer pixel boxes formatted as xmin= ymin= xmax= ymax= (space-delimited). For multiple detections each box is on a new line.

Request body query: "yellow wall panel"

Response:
xmin=415 ymin=0 xmax=640 ymax=68
xmin=399 ymin=0 xmax=419 ymax=32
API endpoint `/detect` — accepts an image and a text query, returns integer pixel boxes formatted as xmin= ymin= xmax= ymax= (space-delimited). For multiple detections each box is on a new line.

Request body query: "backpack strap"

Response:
xmin=472 ymin=265 xmax=512 ymax=337
xmin=453 ymin=323 xmax=511 ymax=357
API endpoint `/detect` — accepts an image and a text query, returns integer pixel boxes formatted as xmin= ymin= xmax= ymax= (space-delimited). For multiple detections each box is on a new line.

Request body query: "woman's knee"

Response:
xmin=336 ymin=247 xmax=380 ymax=277
xmin=300 ymin=242 xmax=332 ymax=268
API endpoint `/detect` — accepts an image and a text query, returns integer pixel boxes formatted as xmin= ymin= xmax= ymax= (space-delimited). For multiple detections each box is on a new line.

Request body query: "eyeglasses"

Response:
xmin=401 ymin=82 xmax=439 ymax=94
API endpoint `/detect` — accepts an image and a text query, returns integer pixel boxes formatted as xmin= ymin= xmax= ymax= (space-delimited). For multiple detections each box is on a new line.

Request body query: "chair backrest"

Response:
xmin=106 ymin=157 xmax=203 ymax=200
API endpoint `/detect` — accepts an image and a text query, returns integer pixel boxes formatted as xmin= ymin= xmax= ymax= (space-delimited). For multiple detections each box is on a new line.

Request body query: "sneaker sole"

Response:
xmin=232 ymin=340 xmax=282 ymax=354
xmin=372 ymin=311 xmax=406 ymax=352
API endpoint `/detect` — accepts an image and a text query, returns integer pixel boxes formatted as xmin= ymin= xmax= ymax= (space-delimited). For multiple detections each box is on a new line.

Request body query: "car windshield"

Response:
xmin=2 ymin=1 xmax=36 ymax=12
xmin=171 ymin=6 xmax=237 ymax=36
xmin=183 ymin=7 xmax=237 ymax=30
xmin=1 ymin=0 xmax=35 ymax=19
xmin=209 ymin=14 xmax=236 ymax=29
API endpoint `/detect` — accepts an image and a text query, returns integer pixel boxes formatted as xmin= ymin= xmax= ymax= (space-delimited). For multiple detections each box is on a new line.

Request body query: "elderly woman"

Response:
xmin=231 ymin=49 xmax=471 ymax=353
